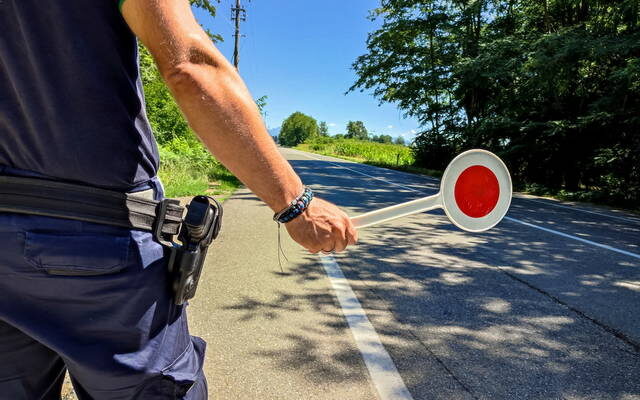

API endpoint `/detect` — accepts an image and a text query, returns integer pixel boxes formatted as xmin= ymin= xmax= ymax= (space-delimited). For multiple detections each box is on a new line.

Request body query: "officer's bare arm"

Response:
xmin=121 ymin=0 xmax=356 ymax=253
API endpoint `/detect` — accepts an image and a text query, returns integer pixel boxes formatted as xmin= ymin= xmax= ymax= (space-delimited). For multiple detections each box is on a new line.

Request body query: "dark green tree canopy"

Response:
xmin=352 ymin=0 xmax=640 ymax=207
xmin=279 ymin=112 xmax=320 ymax=146
xmin=346 ymin=121 xmax=369 ymax=140
xmin=371 ymin=134 xmax=393 ymax=144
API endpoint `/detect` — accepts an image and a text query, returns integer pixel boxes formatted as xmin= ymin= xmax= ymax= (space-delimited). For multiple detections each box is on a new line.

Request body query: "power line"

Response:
xmin=231 ymin=0 xmax=246 ymax=70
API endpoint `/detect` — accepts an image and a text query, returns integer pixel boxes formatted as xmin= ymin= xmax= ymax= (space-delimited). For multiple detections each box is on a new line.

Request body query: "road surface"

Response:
xmin=189 ymin=147 xmax=640 ymax=399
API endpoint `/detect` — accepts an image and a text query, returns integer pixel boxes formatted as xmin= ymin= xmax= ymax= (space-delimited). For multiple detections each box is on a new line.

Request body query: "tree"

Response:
xmin=346 ymin=121 xmax=369 ymax=140
xmin=318 ymin=121 xmax=330 ymax=136
xmin=372 ymin=134 xmax=393 ymax=144
xmin=279 ymin=112 xmax=319 ymax=146
xmin=395 ymin=136 xmax=406 ymax=146
xmin=352 ymin=0 xmax=640 ymax=208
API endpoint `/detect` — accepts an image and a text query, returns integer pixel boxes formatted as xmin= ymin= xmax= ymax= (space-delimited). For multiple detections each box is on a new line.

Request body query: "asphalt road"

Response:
xmin=190 ymin=147 xmax=640 ymax=400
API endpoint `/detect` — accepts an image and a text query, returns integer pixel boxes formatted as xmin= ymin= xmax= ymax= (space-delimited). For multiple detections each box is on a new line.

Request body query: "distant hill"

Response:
xmin=268 ymin=127 xmax=281 ymax=137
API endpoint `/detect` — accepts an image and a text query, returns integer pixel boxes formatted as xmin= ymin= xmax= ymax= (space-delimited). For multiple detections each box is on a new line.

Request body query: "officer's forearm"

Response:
xmin=121 ymin=0 xmax=302 ymax=211
xmin=163 ymin=52 xmax=303 ymax=212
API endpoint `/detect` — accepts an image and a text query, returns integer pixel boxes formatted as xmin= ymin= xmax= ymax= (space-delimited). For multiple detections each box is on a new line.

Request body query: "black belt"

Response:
xmin=0 ymin=176 xmax=184 ymax=236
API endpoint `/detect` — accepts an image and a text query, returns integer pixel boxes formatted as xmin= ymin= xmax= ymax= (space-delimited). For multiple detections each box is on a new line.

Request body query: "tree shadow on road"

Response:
xmin=220 ymin=159 xmax=640 ymax=400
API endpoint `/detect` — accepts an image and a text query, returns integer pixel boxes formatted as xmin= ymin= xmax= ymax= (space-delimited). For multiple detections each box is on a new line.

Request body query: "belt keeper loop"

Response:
xmin=154 ymin=198 xmax=179 ymax=247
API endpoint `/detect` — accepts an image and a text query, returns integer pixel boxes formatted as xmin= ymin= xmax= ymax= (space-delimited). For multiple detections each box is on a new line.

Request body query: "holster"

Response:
xmin=0 ymin=176 xmax=222 ymax=305
xmin=160 ymin=196 xmax=222 ymax=305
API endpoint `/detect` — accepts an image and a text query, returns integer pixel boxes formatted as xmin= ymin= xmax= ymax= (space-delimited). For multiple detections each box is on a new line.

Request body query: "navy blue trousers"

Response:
xmin=0 ymin=174 xmax=207 ymax=399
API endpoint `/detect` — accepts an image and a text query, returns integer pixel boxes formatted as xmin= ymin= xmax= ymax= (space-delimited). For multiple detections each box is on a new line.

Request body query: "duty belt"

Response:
xmin=0 ymin=175 xmax=184 ymax=236
xmin=0 ymin=175 xmax=223 ymax=305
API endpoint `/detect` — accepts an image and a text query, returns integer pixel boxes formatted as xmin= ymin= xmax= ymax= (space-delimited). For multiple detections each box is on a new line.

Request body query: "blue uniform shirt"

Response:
xmin=0 ymin=0 xmax=159 ymax=190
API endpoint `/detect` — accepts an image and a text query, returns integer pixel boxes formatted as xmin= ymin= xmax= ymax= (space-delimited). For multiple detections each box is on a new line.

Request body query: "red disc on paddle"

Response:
xmin=454 ymin=165 xmax=500 ymax=218
xmin=440 ymin=150 xmax=512 ymax=232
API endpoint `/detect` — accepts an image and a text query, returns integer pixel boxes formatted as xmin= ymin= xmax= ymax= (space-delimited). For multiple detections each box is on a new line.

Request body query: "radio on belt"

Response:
xmin=156 ymin=196 xmax=222 ymax=305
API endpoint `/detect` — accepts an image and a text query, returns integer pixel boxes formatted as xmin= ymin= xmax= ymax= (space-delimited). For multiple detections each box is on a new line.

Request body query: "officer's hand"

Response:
xmin=284 ymin=198 xmax=358 ymax=253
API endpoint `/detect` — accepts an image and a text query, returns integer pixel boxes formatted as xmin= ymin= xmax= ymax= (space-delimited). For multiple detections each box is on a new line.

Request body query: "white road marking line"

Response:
xmin=504 ymin=216 xmax=640 ymax=260
xmin=320 ymin=255 xmax=414 ymax=400
xmin=294 ymin=149 xmax=640 ymax=261
xmin=519 ymin=198 xmax=640 ymax=224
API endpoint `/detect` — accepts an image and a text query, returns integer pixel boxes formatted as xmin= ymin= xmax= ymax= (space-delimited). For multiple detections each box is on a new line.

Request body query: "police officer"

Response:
xmin=0 ymin=0 xmax=357 ymax=398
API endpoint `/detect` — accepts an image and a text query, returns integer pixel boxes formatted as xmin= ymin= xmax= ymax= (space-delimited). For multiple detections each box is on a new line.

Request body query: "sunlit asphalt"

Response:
xmin=190 ymin=147 xmax=639 ymax=400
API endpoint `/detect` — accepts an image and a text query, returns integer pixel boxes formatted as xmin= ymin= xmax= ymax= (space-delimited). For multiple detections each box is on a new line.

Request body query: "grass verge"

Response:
xmin=295 ymin=139 xmax=442 ymax=178
xmin=158 ymin=143 xmax=241 ymax=201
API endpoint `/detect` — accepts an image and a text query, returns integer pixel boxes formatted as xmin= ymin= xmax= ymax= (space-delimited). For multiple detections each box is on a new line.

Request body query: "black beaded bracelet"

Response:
xmin=273 ymin=187 xmax=314 ymax=224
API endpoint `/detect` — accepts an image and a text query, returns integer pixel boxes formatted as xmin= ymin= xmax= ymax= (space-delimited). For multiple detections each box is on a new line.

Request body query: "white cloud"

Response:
xmin=387 ymin=125 xmax=394 ymax=129
xmin=328 ymin=123 xmax=337 ymax=127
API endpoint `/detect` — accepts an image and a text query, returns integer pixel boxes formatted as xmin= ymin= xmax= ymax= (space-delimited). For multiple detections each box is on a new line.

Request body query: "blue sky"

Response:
xmin=193 ymin=0 xmax=420 ymax=140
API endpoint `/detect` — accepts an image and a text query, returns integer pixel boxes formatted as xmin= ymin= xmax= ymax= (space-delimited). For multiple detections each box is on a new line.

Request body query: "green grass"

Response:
xmin=295 ymin=137 xmax=443 ymax=178
xmin=158 ymin=139 xmax=241 ymax=200
xmin=297 ymin=137 xmax=412 ymax=165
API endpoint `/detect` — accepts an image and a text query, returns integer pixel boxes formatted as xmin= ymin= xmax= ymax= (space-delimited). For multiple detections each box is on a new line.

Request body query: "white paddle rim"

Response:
xmin=350 ymin=149 xmax=512 ymax=232
xmin=441 ymin=149 xmax=512 ymax=232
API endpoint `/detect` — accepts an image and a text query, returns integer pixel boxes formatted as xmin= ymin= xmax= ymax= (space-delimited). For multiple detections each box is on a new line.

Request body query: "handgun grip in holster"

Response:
xmin=167 ymin=195 xmax=222 ymax=305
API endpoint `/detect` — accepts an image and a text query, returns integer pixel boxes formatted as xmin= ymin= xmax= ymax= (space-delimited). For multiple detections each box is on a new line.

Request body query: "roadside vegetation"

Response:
xmin=348 ymin=0 xmax=640 ymax=211
xmin=283 ymin=107 xmax=637 ymax=212
xmin=296 ymin=136 xmax=443 ymax=177
xmin=140 ymin=0 xmax=639 ymax=212
xmin=296 ymin=136 xmax=430 ymax=171
xmin=133 ymin=0 xmax=242 ymax=200
xmin=157 ymin=139 xmax=239 ymax=199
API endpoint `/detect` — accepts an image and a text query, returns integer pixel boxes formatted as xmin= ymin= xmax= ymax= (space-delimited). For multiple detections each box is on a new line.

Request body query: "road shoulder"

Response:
xmin=189 ymin=188 xmax=377 ymax=400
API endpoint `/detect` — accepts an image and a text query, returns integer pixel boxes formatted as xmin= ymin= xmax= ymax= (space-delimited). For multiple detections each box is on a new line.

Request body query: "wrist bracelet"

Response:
xmin=273 ymin=187 xmax=314 ymax=223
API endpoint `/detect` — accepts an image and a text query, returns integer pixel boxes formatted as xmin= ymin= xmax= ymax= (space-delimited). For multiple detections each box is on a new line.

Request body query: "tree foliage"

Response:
xmin=256 ymin=95 xmax=268 ymax=119
xmin=346 ymin=121 xmax=370 ymax=140
xmin=319 ymin=121 xmax=330 ymax=136
xmin=190 ymin=0 xmax=218 ymax=17
xmin=371 ymin=134 xmax=394 ymax=144
xmin=279 ymin=112 xmax=319 ymax=146
xmin=352 ymin=0 xmax=640 ymax=207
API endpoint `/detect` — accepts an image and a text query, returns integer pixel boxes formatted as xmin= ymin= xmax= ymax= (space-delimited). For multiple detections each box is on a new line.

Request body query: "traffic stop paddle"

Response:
xmin=351 ymin=149 xmax=512 ymax=232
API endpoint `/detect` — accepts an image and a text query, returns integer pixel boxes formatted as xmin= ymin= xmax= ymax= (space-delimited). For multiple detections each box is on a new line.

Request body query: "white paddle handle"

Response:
xmin=351 ymin=193 xmax=443 ymax=229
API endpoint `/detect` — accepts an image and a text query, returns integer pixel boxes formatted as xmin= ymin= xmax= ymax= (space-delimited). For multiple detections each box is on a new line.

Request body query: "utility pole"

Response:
xmin=231 ymin=0 xmax=246 ymax=70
